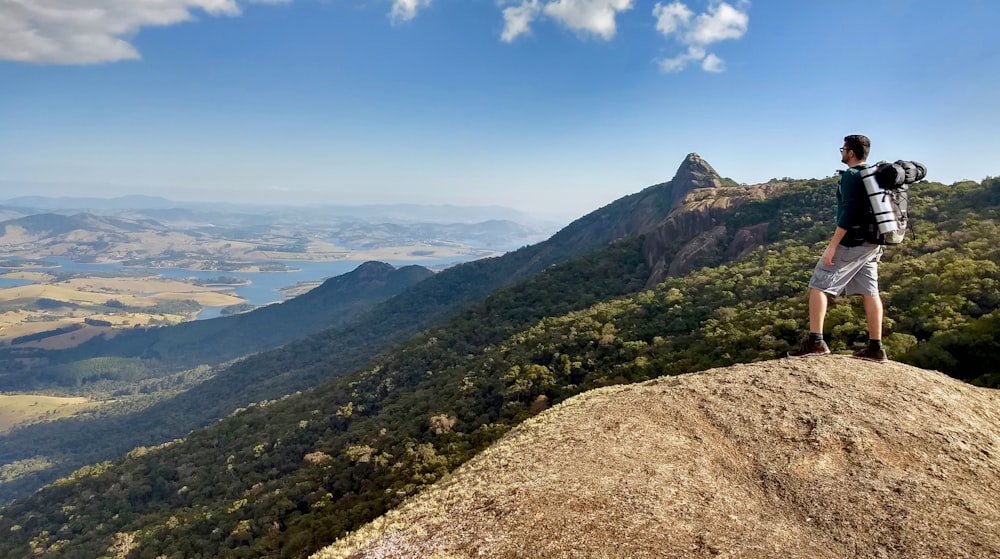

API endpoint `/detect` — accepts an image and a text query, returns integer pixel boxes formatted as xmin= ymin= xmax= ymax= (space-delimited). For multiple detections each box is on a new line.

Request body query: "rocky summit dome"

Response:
xmin=315 ymin=356 xmax=1000 ymax=559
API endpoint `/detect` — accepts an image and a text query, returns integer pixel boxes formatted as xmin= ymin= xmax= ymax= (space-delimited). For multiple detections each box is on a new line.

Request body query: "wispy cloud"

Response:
xmin=389 ymin=0 xmax=433 ymax=25
xmin=500 ymin=0 xmax=634 ymax=43
xmin=654 ymin=0 xmax=749 ymax=73
xmin=0 ymin=0 xmax=290 ymax=64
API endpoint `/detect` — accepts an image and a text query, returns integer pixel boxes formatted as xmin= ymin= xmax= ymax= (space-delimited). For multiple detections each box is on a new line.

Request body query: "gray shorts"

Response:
xmin=808 ymin=243 xmax=883 ymax=296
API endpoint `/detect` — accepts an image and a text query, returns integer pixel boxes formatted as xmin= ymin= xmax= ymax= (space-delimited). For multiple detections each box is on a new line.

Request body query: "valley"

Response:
xmin=0 ymin=199 xmax=554 ymax=434
xmin=0 ymin=200 xmax=554 ymax=350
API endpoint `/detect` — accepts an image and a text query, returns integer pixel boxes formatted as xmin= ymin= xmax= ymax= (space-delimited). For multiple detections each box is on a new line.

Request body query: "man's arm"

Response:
xmin=823 ymin=227 xmax=848 ymax=266
xmin=835 ymin=168 xmax=870 ymax=249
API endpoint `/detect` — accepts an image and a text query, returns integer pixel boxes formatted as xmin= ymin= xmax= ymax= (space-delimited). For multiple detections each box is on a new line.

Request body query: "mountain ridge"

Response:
xmin=316 ymin=356 xmax=1000 ymax=559
xmin=524 ymin=152 xmax=725 ymax=270
xmin=0 ymin=212 xmax=164 ymax=239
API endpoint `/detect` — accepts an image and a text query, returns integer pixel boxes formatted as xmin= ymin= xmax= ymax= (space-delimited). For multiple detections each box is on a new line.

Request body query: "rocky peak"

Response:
xmin=670 ymin=152 xmax=723 ymax=207
xmin=512 ymin=152 xmax=728 ymax=284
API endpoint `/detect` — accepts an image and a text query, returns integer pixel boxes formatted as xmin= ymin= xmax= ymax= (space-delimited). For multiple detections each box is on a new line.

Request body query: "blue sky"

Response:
xmin=1 ymin=1 xmax=998 ymax=217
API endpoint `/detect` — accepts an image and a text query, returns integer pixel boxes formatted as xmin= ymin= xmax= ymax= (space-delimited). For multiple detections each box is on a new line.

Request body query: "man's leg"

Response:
xmin=853 ymin=293 xmax=888 ymax=362
xmin=789 ymin=287 xmax=832 ymax=357
xmin=860 ymin=293 xmax=883 ymax=340
xmin=809 ymin=287 xmax=829 ymax=334
xmin=841 ymin=245 xmax=888 ymax=362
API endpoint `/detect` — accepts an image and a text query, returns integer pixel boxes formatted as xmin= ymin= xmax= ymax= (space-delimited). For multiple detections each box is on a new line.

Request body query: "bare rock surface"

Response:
xmin=643 ymin=183 xmax=785 ymax=286
xmin=669 ymin=153 xmax=724 ymax=207
xmin=314 ymin=357 xmax=1000 ymax=559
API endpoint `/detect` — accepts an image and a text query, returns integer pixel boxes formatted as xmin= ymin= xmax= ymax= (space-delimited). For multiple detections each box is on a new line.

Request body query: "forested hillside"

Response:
xmin=1 ymin=175 xmax=996 ymax=558
xmin=0 ymin=154 xmax=715 ymax=503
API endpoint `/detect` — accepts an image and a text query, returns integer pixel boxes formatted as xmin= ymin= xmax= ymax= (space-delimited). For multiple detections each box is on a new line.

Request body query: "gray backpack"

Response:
xmin=866 ymin=160 xmax=927 ymax=245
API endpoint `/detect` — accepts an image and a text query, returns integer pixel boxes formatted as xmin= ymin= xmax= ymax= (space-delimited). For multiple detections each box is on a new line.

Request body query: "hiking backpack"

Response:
xmin=859 ymin=160 xmax=927 ymax=245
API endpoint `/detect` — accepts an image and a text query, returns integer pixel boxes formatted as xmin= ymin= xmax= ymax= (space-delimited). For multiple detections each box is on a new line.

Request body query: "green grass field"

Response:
xmin=0 ymin=394 xmax=95 ymax=434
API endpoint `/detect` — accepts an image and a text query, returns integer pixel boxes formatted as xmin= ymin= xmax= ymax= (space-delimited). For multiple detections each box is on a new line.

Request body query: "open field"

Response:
xmin=0 ymin=271 xmax=54 ymax=281
xmin=0 ymin=276 xmax=244 ymax=346
xmin=0 ymin=277 xmax=241 ymax=304
xmin=0 ymin=393 xmax=96 ymax=434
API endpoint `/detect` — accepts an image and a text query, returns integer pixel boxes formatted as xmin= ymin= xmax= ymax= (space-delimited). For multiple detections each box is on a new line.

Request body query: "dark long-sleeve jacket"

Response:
xmin=837 ymin=165 xmax=871 ymax=247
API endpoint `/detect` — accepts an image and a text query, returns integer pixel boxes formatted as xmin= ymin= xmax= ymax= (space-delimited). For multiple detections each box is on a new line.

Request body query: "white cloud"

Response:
xmin=389 ymin=0 xmax=432 ymax=25
xmin=653 ymin=0 xmax=749 ymax=73
xmin=687 ymin=1 xmax=748 ymax=45
xmin=0 ymin=0 xmax=744 ymax=70
xmin=499 ymin=0 xmax=633 ymax=42
xmin=543 ymin=0 xmax=633 ymax=40
xmin=500 ymin=0 xmax=541 ymax=42
xmin=701 ymin=52 xmax=724 ymax=72
xmin=0 ymin=0 xmax=289 ymax=64
xmin=653 ymin=1 xmax=692 ymax=36
xmin=657 ymin=45 xmax=703 ymax=73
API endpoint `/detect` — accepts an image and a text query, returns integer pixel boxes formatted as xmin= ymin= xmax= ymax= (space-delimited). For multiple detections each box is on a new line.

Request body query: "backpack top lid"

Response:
xmin=873 ymin=160 xmax=927 ymax=190
xmin=900 ymin=160 xmax=927 ymax=182
xmin=874 ymin=161 xmax=905 ymax=189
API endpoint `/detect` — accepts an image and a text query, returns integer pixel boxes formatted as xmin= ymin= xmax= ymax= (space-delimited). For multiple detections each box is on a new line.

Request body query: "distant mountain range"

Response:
xmin=1 ymin=195 xmax=180 ymax=211
xmin=0 ymin=194 xmax=557 ymax=225
xmin=0 ymin=209 xmax=552 ymax=268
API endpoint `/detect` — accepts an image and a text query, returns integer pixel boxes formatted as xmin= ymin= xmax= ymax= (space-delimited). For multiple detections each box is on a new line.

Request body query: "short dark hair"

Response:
xmin=843 ymin=134 xmax=870 ymax=161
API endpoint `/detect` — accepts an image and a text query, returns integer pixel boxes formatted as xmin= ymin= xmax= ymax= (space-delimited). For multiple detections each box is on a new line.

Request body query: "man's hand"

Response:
xmin=823 ymin=245 xmax=837 ymax=266
xmin=824 ymin=227 xmax=848 ymax=266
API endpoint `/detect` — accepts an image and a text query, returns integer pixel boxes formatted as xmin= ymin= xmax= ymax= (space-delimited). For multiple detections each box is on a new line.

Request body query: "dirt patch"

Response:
xmin=315 ymin=357 xmax=1000 ymax=559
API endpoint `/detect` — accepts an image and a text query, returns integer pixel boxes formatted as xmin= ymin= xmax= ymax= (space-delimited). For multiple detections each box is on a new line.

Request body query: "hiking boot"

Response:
xmin=851 ymin=346 xmax=888 ymax=363
xmin=787 ymin=337 xmax=830 ymax=358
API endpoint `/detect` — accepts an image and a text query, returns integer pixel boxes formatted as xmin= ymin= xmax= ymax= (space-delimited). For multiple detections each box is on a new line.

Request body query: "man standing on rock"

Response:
xmin=789 ymin=134 xmax=888 ymax=362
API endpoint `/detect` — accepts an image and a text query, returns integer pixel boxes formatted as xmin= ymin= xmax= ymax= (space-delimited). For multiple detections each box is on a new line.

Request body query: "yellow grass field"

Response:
xmin=0 ymin=394 xmax=96 ymax=434
xmin=0 ymin=275 xmax=244 ymax=346
xmin=0 ymin=271 xmax=55 ymax=281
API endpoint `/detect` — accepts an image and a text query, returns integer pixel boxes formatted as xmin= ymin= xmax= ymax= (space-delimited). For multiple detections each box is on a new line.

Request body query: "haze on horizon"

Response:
xmin=2 ymin=1 xmax=998 ymax=216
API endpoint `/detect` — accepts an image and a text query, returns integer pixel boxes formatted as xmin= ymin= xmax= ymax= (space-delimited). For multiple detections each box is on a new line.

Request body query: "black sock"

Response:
xmin=868 ymin=339 xmax=883 ymax=350
xmin=809 ymin=333 xmax=824 ymax=344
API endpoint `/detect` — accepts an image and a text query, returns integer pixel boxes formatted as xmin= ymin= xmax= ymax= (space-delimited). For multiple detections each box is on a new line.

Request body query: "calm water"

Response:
xmin=0 ymin=278 xmax=34 ymax=289
xmin=1 ymin=256 xmax=466 ymax=320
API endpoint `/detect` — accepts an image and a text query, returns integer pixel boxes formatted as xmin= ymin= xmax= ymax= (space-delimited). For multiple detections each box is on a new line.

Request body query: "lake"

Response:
xmin=0 ymin=278 xmax=34 ymax=289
